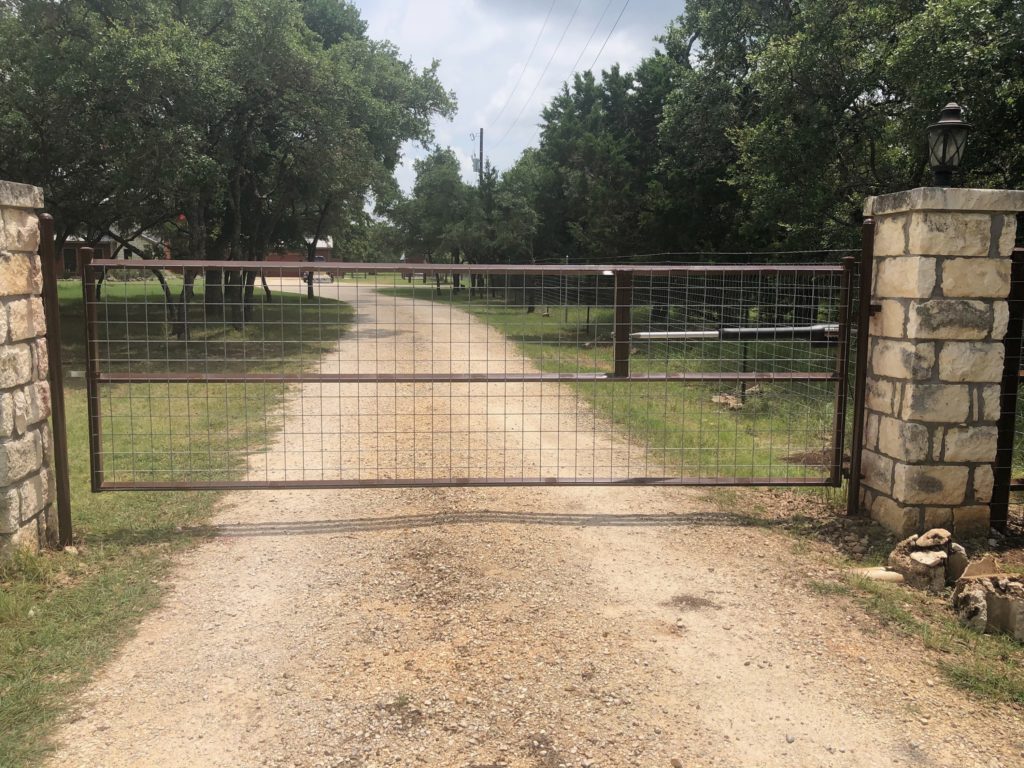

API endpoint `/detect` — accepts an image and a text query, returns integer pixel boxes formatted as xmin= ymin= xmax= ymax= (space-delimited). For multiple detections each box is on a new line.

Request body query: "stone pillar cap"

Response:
xmin=865 ymin=187 xmax=1024 ymax=217
xmin=0 ymin=180 xmax=43 ymax=210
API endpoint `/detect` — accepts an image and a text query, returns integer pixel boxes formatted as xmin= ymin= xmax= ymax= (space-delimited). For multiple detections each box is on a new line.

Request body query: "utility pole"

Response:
xmin=478 ymin=127 xmax=484 ymax=187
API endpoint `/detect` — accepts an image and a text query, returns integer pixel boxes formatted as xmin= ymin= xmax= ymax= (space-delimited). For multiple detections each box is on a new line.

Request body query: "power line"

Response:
xmin=493 ymin=0 xmax=585 ymax=148
xmin=588 ymin=0 xmax=631 ymax=71
xmin=488 ymin=0 xmax=559 ymax=129
xmin=524 ymin=0 xmax=631 ymax=153
xmin=565 ymin=0 xmax=615 ymax=80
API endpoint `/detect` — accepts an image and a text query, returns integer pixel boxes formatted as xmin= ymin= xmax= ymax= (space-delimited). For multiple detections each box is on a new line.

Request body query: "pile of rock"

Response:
xmin=952 ymin=559 xmax=1024 ymax=642
xmin=886 ymin=528 xmax=968 ymax=592
xmin=868 ymin=527 xmax=1023 ymax=641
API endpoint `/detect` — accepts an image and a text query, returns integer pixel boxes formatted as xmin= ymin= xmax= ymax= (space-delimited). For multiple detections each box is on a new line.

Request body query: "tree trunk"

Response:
xmin=224 ymin=269 xmax=243 ymax=327
xmin=181 ymin=270 xmax=196 ymax=302
xmin=306 ymin=197 xmax=332 ymax=300
xmin=188 ymin=203 xmax=207 ymax=260
xmin=793 ymin=279 xmax=817 ymax=326
xmin=205 ymin=269 xmax=224 ymax=314
xmin=243 ymin=270 xmax=257 ymax=323
xmin=169 ymin=270 xmax=192 ymax=341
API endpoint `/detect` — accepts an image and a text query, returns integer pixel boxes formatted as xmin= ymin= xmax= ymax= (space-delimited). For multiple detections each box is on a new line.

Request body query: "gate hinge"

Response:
xmin=868 ymin=303 xmax=882 ymax=316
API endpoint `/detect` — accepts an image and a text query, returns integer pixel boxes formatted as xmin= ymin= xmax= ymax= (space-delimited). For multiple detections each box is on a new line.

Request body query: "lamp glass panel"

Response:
xmin=947 ymin=127 xmax=968 ymax=167
xmin=927 ymin=127 xmax=945 ymax=168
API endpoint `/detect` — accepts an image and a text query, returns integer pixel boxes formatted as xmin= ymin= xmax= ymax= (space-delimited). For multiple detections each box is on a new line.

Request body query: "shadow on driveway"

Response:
xmin=207 ymin=508 xmax=788 ymax=537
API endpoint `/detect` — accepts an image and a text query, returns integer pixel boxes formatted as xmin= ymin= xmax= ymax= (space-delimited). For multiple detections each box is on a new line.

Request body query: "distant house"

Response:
xmin=59 ymin=231 xmax=169 ymax=276
xmin=267 ymin=238 xmax=334 ymax=264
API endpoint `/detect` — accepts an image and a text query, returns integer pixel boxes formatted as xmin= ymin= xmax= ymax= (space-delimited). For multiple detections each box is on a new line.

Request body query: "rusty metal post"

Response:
xmin=79 ymin=247 xmax=104 ymax=491
xmin=991 ymin=247 xmax=1024 ymax=532
xmin=845 ymin=218 xmax=875 ymax=515
xmin=829 ymin=254 xmax=855 ymax=486
xmin=38 ymin=214 xmax=73 ymax=546
xmin=613 ymin=270 xmax=633 ymax=378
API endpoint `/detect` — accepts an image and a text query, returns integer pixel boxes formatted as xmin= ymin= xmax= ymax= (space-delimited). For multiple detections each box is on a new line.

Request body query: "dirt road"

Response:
xmin=46 ymin=284 xmax=1023 ymax=767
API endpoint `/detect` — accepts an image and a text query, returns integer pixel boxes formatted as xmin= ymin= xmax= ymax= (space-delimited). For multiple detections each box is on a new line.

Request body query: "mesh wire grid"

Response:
xmin=80 ymin=257 xmax=860 ymax=489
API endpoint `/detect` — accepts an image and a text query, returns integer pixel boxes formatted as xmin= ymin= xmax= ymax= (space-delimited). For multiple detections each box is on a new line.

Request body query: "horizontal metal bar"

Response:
xmin=99 ymin=476 xmax=835 ymax=491
xmin=88 ymin=258 xmax=845 ymax=276
xmin=632 ymin=324 xmax=839 ymax=341
xmin=96 ymin=371 xmax=837 ymax=384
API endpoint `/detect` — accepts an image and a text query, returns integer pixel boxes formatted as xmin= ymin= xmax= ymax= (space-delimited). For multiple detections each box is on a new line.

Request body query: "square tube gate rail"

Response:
xmin=77 ymin=255 xmax=860 ymax=491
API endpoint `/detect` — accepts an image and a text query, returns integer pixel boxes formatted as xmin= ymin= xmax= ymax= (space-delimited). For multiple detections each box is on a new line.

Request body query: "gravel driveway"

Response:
xmin=45 ymin=283 xmax=1024 ymax=768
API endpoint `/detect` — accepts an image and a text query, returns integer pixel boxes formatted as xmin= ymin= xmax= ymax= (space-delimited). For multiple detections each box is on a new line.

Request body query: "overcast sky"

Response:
xmin=357 ymin=0 xmax=683 ymax=191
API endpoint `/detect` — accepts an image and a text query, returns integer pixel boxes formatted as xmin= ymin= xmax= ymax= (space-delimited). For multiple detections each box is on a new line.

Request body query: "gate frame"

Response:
xmin=78 ymin=257 xmax=862 ymax=492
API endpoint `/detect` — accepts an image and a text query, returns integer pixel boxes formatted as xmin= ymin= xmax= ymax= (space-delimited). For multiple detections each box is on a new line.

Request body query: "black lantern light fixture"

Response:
xmin=927 ymin=102 xmax=971 ymax=186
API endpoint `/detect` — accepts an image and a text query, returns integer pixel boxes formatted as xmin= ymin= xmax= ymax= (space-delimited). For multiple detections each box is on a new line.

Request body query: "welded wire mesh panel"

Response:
xmin=81 ymin=258 xmax=855 ymax=489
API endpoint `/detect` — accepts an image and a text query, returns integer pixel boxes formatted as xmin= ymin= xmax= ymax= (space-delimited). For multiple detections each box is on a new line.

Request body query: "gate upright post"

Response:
xmin=831 ymin=254 xmax=855 ymax=487
xmin=613 ymin=270 xmax=633 ymax=378
xmin=79 ymin=247 xmax=104 ymax=491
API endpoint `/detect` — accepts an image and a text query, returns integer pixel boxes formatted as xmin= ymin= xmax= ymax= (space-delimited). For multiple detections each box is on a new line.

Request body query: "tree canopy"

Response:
xmin=391 ymin=0 xmax=1024 ymax=263
xmin=0 ymin=0 xmax=454 ymax=257
xmin=3 ymin=0 xmax=1022 ymax=264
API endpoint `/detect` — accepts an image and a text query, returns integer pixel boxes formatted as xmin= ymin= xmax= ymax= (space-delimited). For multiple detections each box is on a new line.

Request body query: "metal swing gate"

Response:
xmin=73 ymin=246 xmax=869 ymax=492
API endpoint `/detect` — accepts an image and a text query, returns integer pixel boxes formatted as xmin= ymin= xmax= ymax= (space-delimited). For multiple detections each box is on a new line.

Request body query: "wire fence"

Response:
xmin=79 ymin=257 xmax=860 ymax=490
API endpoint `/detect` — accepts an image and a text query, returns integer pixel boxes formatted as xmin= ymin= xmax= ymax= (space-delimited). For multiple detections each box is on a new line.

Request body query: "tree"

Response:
xmin=493 ymin=150 xmax=541 ymax=264
xmin=395 ymin=148 xmax=477 ymax=264
xmin=0 ymin=0 xmax=455 ymax=312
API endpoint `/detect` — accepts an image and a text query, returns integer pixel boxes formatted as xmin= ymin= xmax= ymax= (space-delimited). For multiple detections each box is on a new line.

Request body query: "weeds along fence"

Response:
xmin=74 ymin=253 xmax=864 ymax=492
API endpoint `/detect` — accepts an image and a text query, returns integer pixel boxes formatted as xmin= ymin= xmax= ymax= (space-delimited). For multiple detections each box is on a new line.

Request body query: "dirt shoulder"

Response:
xmin=43 ymin=287 xmax=1024 ymax=768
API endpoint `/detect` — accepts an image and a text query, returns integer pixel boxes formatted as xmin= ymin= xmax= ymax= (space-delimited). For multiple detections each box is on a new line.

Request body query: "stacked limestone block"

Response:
xmin=859 ymin=188 xmax=1024 ymax=538
xmin=0 ymin=181 xmax=54 ymax=554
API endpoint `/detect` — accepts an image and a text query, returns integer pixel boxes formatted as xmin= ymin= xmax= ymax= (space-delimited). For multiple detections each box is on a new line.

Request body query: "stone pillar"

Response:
xmin=859 ymin=187 xmax=1024 ymax=538
xmin=0 ymin=180 xmax=55 ymax=555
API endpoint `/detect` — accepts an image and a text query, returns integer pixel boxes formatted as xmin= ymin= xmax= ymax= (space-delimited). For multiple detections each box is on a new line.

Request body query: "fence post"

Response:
xmin=38 ymin=214 xmax=73 ymax=546
xmin=856 ymin=187 xmax=1024 ymax=538
xmin=846 ymin=225 xmax=876 ymax=506
xmin=990 ymin=247 xmax=1024 ymax=532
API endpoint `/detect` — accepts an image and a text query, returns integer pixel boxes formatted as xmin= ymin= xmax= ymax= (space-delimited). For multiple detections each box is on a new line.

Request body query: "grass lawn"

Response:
xmin=378 ymin=277 xmax=842 ymax=483
xmin=0 ymin=277 xmax=352 ymax=767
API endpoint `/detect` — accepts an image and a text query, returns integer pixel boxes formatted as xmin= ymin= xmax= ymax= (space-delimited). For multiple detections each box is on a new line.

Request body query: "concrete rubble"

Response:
xmin=951 ymin=557 xmax=1024 ymax=642
xmin=885 ymin=528 xmax=968 ymax=591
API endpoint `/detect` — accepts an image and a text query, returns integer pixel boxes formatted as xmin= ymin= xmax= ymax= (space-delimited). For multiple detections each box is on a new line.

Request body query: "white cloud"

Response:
xmin=358 ymin=0 xmax=681 ymax=191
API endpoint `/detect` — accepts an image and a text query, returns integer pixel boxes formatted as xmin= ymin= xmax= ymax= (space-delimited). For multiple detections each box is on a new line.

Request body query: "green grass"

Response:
xmin=0 ymin=277 xmax=352 ymax=767
xmin=378 ymin=278 xmax=839 ymax=482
